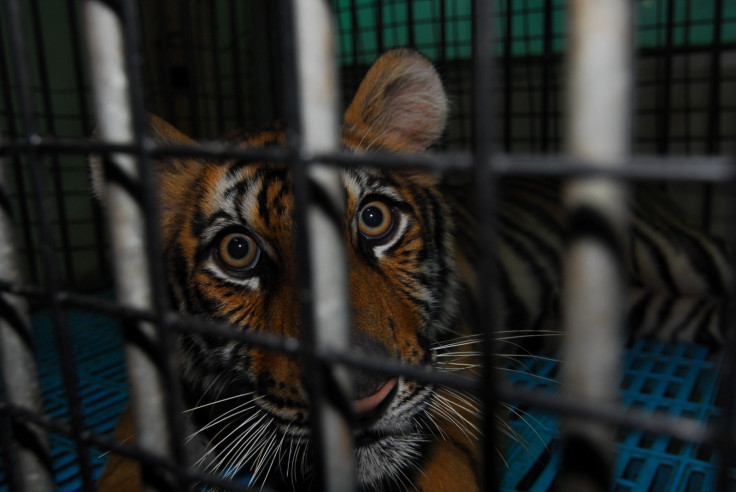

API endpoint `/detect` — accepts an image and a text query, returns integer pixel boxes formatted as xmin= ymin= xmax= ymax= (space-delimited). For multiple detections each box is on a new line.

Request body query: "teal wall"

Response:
xmin=334 ymin=0 xmax=736 ymax=64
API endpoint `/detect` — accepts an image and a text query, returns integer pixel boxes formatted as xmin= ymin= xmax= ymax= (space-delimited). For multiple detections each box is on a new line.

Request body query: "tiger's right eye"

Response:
xmin=217 ymin=232 xmax=260 ymax=272
xmin=358 ymin=200 xmax=395 ymax=240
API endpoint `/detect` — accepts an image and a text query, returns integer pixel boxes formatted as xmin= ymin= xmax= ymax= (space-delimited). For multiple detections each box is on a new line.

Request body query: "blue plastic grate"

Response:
xmin=501 ymin=339 xmax=733 ymax=492
xmin=0 ymin=303 xmax=731 ymax=491
xmin=0 ymin=299 xmax=128 ymax=491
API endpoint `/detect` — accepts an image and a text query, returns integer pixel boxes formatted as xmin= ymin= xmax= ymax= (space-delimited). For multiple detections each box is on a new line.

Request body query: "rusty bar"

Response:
xmin=291 ymin=0 xmax=356 ymax=489
xmin=561 ymin=0 xmax=632 ymax=491
xmin=82 ymin=1 xmax=175 ymax=488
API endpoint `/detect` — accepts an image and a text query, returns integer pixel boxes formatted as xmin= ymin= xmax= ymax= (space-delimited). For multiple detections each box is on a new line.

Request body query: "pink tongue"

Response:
xmin=353 ymin=378 xmax=398 ymax=414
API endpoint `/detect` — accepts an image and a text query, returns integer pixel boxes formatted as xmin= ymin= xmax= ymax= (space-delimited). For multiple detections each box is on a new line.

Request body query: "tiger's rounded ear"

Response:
xmin=344 ymin=48 xmax=448 ymax=152
xmin=89 ymin=114 xmax=196 ymax=202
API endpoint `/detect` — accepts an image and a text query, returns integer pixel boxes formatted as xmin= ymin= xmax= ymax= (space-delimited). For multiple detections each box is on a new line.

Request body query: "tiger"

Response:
xmin=96 ymin=48 xmax=481 ymax=491
xmin=94 ymin=47 xmax=731 ymax=491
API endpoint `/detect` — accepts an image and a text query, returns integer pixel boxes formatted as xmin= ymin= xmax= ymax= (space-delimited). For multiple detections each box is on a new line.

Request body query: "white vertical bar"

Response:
xmin=562 ymin=0 xmax=632 ymax=489
xmin=82 ymin=0 xmax=173 ymax=485
xmin=293 ymin=0 xmax=355 ymax=490
xmin=0 ymin=161 xmax=55 ymax=492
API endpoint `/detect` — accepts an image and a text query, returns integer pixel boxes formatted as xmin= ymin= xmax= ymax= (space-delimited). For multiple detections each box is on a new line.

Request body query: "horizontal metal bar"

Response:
xmin=2 ymin=135 xmax=734 ymax=181
xmin=498 ymin=384 xmax=718 ymax=446
xmin=0 ymin=353 xmax=723 ymax=453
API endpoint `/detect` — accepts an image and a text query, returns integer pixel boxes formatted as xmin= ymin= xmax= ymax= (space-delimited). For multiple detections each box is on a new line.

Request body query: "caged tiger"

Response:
xmin=93 ymin=48 xmax=731 ymax=491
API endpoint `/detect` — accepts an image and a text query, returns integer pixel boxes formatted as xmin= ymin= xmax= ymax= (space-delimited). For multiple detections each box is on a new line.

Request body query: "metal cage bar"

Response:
xmin=0 ymin=154 xmax=55 ymax=492
xmin=82 ymin=1 xmax=183 ymax=489
xmin=561 ymin=0 xmax=632 ymax=490
xmin=470 ymin=0 xmax=502 ymax=489
xmin=0 ymin=0 xmax=733 ymax=491
xmin=2 ymin=0 xmax=97 ymax=489
xmin=283 ymin=0 xmax=356 ymax=489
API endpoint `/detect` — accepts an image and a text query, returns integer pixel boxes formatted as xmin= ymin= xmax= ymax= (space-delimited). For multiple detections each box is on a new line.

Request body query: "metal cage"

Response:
xmin=0 ymin=0 xmax=734 ymax=491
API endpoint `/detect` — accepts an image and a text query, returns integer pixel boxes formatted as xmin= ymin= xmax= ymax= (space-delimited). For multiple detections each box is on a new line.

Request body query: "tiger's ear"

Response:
xmin=344 ymin=48 xmax=448 ymax=152
xmin=90 ymin=114 xmax=199 ymax=205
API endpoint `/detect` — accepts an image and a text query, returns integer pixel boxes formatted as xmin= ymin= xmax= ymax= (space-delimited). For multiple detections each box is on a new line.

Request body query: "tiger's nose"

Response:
xmin=353 ymin=377 xmax=397 ymax=414
xmin=350 ymin=332 xmax=397 ymax=418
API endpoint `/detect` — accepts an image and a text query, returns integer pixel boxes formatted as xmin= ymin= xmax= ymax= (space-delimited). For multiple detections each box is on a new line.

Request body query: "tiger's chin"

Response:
xmin=352 ymin=382 xmax=433 ymax=490
xmin=354 ymin=431 xmax=427 ymax=491
xmin=186 ymin=377 xmax=435 ymax=491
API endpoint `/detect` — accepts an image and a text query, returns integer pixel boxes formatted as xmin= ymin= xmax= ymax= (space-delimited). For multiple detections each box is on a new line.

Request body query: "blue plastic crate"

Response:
xmin=501 ymin=339 xmax=733 ymax=492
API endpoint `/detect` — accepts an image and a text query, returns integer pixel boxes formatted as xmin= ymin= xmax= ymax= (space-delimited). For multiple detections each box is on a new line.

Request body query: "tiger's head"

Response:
xmin=100 ymin=48 xmax=475 ymax=490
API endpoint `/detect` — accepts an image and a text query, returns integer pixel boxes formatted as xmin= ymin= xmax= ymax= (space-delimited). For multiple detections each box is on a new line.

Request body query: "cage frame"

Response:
xmin=0 ymin=0 xmax=734 ymax=491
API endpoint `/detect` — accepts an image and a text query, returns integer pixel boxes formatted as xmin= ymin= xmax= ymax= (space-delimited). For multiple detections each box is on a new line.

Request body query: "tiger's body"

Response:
xmin=96 ymin=48 xmax=730 ymax=491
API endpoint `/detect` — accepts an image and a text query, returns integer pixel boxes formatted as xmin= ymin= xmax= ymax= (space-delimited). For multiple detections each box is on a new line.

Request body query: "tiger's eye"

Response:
xmin=358 ymin=200 xmax=394 ymax=239
xmin=218 ymin=232 xmax=260 ymax=270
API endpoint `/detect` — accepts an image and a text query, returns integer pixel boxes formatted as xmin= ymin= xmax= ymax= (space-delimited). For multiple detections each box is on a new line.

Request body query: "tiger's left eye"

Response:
xmin=358 ymin=200 xmax=394 ymax=240
xmin=217 ymin=232 xmax=260 ymax=272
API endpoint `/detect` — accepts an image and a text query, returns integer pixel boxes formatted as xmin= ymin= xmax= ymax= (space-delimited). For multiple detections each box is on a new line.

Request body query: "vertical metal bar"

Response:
xmin=561 ymin=1 xmax=631 ymax=491
xmin=3 ymin=0 xmax=96 ymax=489
xmin=703 ymin=0 xmax=724 ymax=230
xmin=471 ymin=0 xmax=500 ymax=490
xmin=0 ymin=404 xmax=23 ymax=491
xmin=28 ymin=0 xmax=77 ymax=286
xmin=65 ymin=0 xmax=109 ymax=280
xmin=540 ymin=0 xmax=553 ymax=153
xmin=376 ymin=0 xmax=384 ymax=54
xmin=0 ymin=156 xmax=55 ymax=492
xmin=82 ymin=2 xmax=180 ymax=489
xmin=503 ymin=0 xmax=513 ymax=151
xmin=154 ymin=0 xmax=177 ymax=124
xmin=656 ymin=0 xmax=674 ymax=155
xmin=229 ymin=0 xmax=246 ymax=128
xmin=439 ymin=0 xmax=447 ymax=66
xmin=286 ymin=0 xmax=355 ymax=490
xmin=209 ymin=1 xmax=226 ymax=134
xmin=406 ymin=0 xmax=415 ymax=47
xmin=716 ymin=304 xmax=736 ymax=489
xmin=350 ymin=0 xmax=361 ymax=85
xmin=0 ymin=28 xmax=39 ymax=285
xmin=715 ymin=6 xmax=735 ymax=489
xmin=178 ymin=0 xmax=200 ymax=137
xmin=252 ymin=1 xmax=274 ymax=125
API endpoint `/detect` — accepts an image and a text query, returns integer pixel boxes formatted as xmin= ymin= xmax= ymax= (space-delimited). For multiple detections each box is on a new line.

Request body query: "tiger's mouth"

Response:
xmin=353 ymin=377 xmax=399 ymax=430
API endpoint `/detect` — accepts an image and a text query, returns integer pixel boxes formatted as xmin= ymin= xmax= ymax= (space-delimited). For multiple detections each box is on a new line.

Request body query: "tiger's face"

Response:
xmin=143 ymin=49 xmax=470 ymax=490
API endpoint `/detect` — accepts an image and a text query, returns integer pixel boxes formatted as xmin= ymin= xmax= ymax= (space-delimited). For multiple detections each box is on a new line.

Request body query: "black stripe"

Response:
xmin=496 ymin=224 xmax=557 ymax=319
xmin=632 ymin=199 xmax=728 ymax=296
xmin=625 ymin=291 xmax=651 ymax=337
xmin=308 ymin=176 xmax=343 ymax=230
xmin=101 ymin=156 xmax=143 ymax=205
xmin=256 ymin=172 xmax=272 ymax=227
xmin=654 ymin=294 xmax=675 ymax=333
xmin=495 ymin=258 xmax=531 ymax=331
xmin=567 ymin=205 xmax=623 ymax=259
xmin=631 ymin=228 xmax=679 ymax=293
xmin=224 ymin=175 xmax=255 ymax=202
xmin=499 ymin=213 xmax=562 ymax=279
xmin=675 ymin=233 xmax=728 ymax=296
